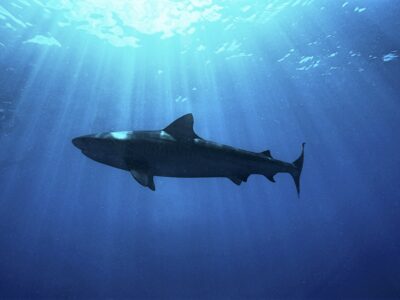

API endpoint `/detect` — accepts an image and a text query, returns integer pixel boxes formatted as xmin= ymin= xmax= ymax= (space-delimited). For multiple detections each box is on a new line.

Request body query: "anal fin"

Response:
xmin=130 ymin=169 xmax=155 ymax=191
xmin=240 ymin=175 xmax=249 ymax=182
xmin=265 ymin=174 xmax=276 ymax=182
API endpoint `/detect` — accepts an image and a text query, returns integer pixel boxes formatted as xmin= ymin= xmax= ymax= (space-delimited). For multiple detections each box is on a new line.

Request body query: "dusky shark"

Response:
xmin=72 ymin=114 xmax=305 ymax=195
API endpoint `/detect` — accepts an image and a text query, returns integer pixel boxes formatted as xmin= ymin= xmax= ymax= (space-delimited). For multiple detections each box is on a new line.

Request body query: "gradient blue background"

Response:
xmin=0 ymin=0 xmax=399 ymax=298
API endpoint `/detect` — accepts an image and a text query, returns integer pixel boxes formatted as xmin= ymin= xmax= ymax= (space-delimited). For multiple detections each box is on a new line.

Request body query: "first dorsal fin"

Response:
xmin=164 ymin=114 xmax=199 ymax=140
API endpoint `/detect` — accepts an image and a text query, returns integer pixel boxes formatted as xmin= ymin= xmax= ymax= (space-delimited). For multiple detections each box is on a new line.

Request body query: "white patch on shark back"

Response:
xmin=110 ymin=131 xmax=130 ymax=140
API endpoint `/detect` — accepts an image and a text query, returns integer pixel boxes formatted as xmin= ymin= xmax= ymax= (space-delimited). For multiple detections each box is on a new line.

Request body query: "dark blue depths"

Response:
xmin=0 ymin=1 xmax=400 ymax=298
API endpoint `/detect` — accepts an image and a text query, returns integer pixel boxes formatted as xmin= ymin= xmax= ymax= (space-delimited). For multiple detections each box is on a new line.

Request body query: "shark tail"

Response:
xmin=290 ymin=143 xmax=305 ymax=197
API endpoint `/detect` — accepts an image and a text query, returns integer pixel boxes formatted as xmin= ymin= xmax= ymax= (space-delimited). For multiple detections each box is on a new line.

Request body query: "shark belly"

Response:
xmin=146 ymin=143 xmax=262 ymax=178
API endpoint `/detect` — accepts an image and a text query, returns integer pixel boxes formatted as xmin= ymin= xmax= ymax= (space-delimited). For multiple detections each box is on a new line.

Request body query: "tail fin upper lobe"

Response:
xmin=291 ymin=143 xmax=305 ymax=196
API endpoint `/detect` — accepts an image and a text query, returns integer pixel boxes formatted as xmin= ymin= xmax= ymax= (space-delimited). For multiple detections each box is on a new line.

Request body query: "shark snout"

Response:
xmin=72 ymin=136 xmax=91 ymax=150
xmin=72 ymin=137 xmax=83 ymax=150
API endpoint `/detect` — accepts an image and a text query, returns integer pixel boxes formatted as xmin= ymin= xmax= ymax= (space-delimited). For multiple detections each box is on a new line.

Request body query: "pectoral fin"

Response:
xmin=130 ymin=169 xmax=155 ymax=191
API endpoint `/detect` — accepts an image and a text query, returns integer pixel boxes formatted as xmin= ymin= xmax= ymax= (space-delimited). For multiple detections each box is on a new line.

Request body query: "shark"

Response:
xmin=72 ymin=114 xmax=305 ymax=195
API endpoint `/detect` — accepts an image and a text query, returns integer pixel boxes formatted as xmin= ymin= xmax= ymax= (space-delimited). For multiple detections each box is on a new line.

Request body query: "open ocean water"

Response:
xmin=0 ymin=0 xmax=400 ymax=299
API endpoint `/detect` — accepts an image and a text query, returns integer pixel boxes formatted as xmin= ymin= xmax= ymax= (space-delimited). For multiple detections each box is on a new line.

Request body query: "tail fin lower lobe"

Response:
xmin=291 ymin=143 xmax=305 ymax=197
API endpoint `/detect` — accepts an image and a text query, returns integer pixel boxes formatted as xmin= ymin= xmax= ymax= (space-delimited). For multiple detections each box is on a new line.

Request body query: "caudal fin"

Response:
xmin=291 ymin=143 xmax=305 ymax=197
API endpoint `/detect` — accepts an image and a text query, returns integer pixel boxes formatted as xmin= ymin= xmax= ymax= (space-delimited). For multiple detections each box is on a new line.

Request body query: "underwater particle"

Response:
xmin=215 ymin=40 xmax=242 ymax=55
xmin=278 ymin=49 xmax=294 ymax=61
xmin=278 ymin=52 xmax=291 ymax=63
xmin=349 ymin=50 xmax=361 ymax=57
xmin=187 ymin=27 xmax=196 ymax=35
xmin=312 ymin=60 xmax=320 ymax=68
xmin=58 ymin=21 xmax=70 ymax=27
xmin=354 ymin=7 xmax=367 ymax=13
xmin=0 ymin=4 xmax=27 ymax=28
xmin=175 ymin=96 xmax=188 ymax=103
xmin=174 ymin=96 xmax=189 ymax=103
xmin=196 ymin=44 xmax=206 ymax=51
xmin=23 ymin=35 xmax=61 ymax=47
xmin=5 ymin=23 xmax=17 ymax=31
xmin=296 ymin=55 xmax=322 ymax=71
xmin=299 ymin=56 xmax=314 ymax=64
xmin=342 ymin=2 xmax=349 ymax=8
xmin=32 ymin=0 xmax=46 ymax=8
xmin=215 ymin=43 xmax=227 ymax=54
xmin=382 ymin=51 xmax=399 ymax=62
xmin=224 ymin=23 xmax=234 ymax=31
xmin=225 ymin=52 xmax=253 ymax=60
xmin=18 ymin=0 xmax=31 ymax=7
xmin=157 ymin=69 xmax=164 ymax=75
xmin=226 ymin=40 xmax=241 ymax=52
xmin=241 ymin=5 xmax=251 ymax=12
xmin=192 ymin=87 xmax=197 ymax=91
xmin=11 ymin=3 xmax=23 ymax=9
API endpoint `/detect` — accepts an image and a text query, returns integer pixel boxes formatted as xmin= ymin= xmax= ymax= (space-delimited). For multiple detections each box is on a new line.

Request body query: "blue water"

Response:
xmin=1 ymin=0 xmax=400 ymax=298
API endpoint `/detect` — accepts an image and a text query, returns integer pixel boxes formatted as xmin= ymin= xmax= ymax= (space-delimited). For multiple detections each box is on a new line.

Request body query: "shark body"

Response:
xmin=72 ymin=114 xmax=305 ymax=195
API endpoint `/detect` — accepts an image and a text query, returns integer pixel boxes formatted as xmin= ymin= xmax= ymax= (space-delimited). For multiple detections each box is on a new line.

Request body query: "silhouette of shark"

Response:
xmin=73 ymin=114 xmax=305 ymax=195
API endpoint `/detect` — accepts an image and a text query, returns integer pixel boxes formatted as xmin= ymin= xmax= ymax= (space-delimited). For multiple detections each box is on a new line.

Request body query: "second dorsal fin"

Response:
xmin=164 ymin=113 xmax=199 ymax=140
xmin=261 ymin=150 xmax=272 ymax=158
